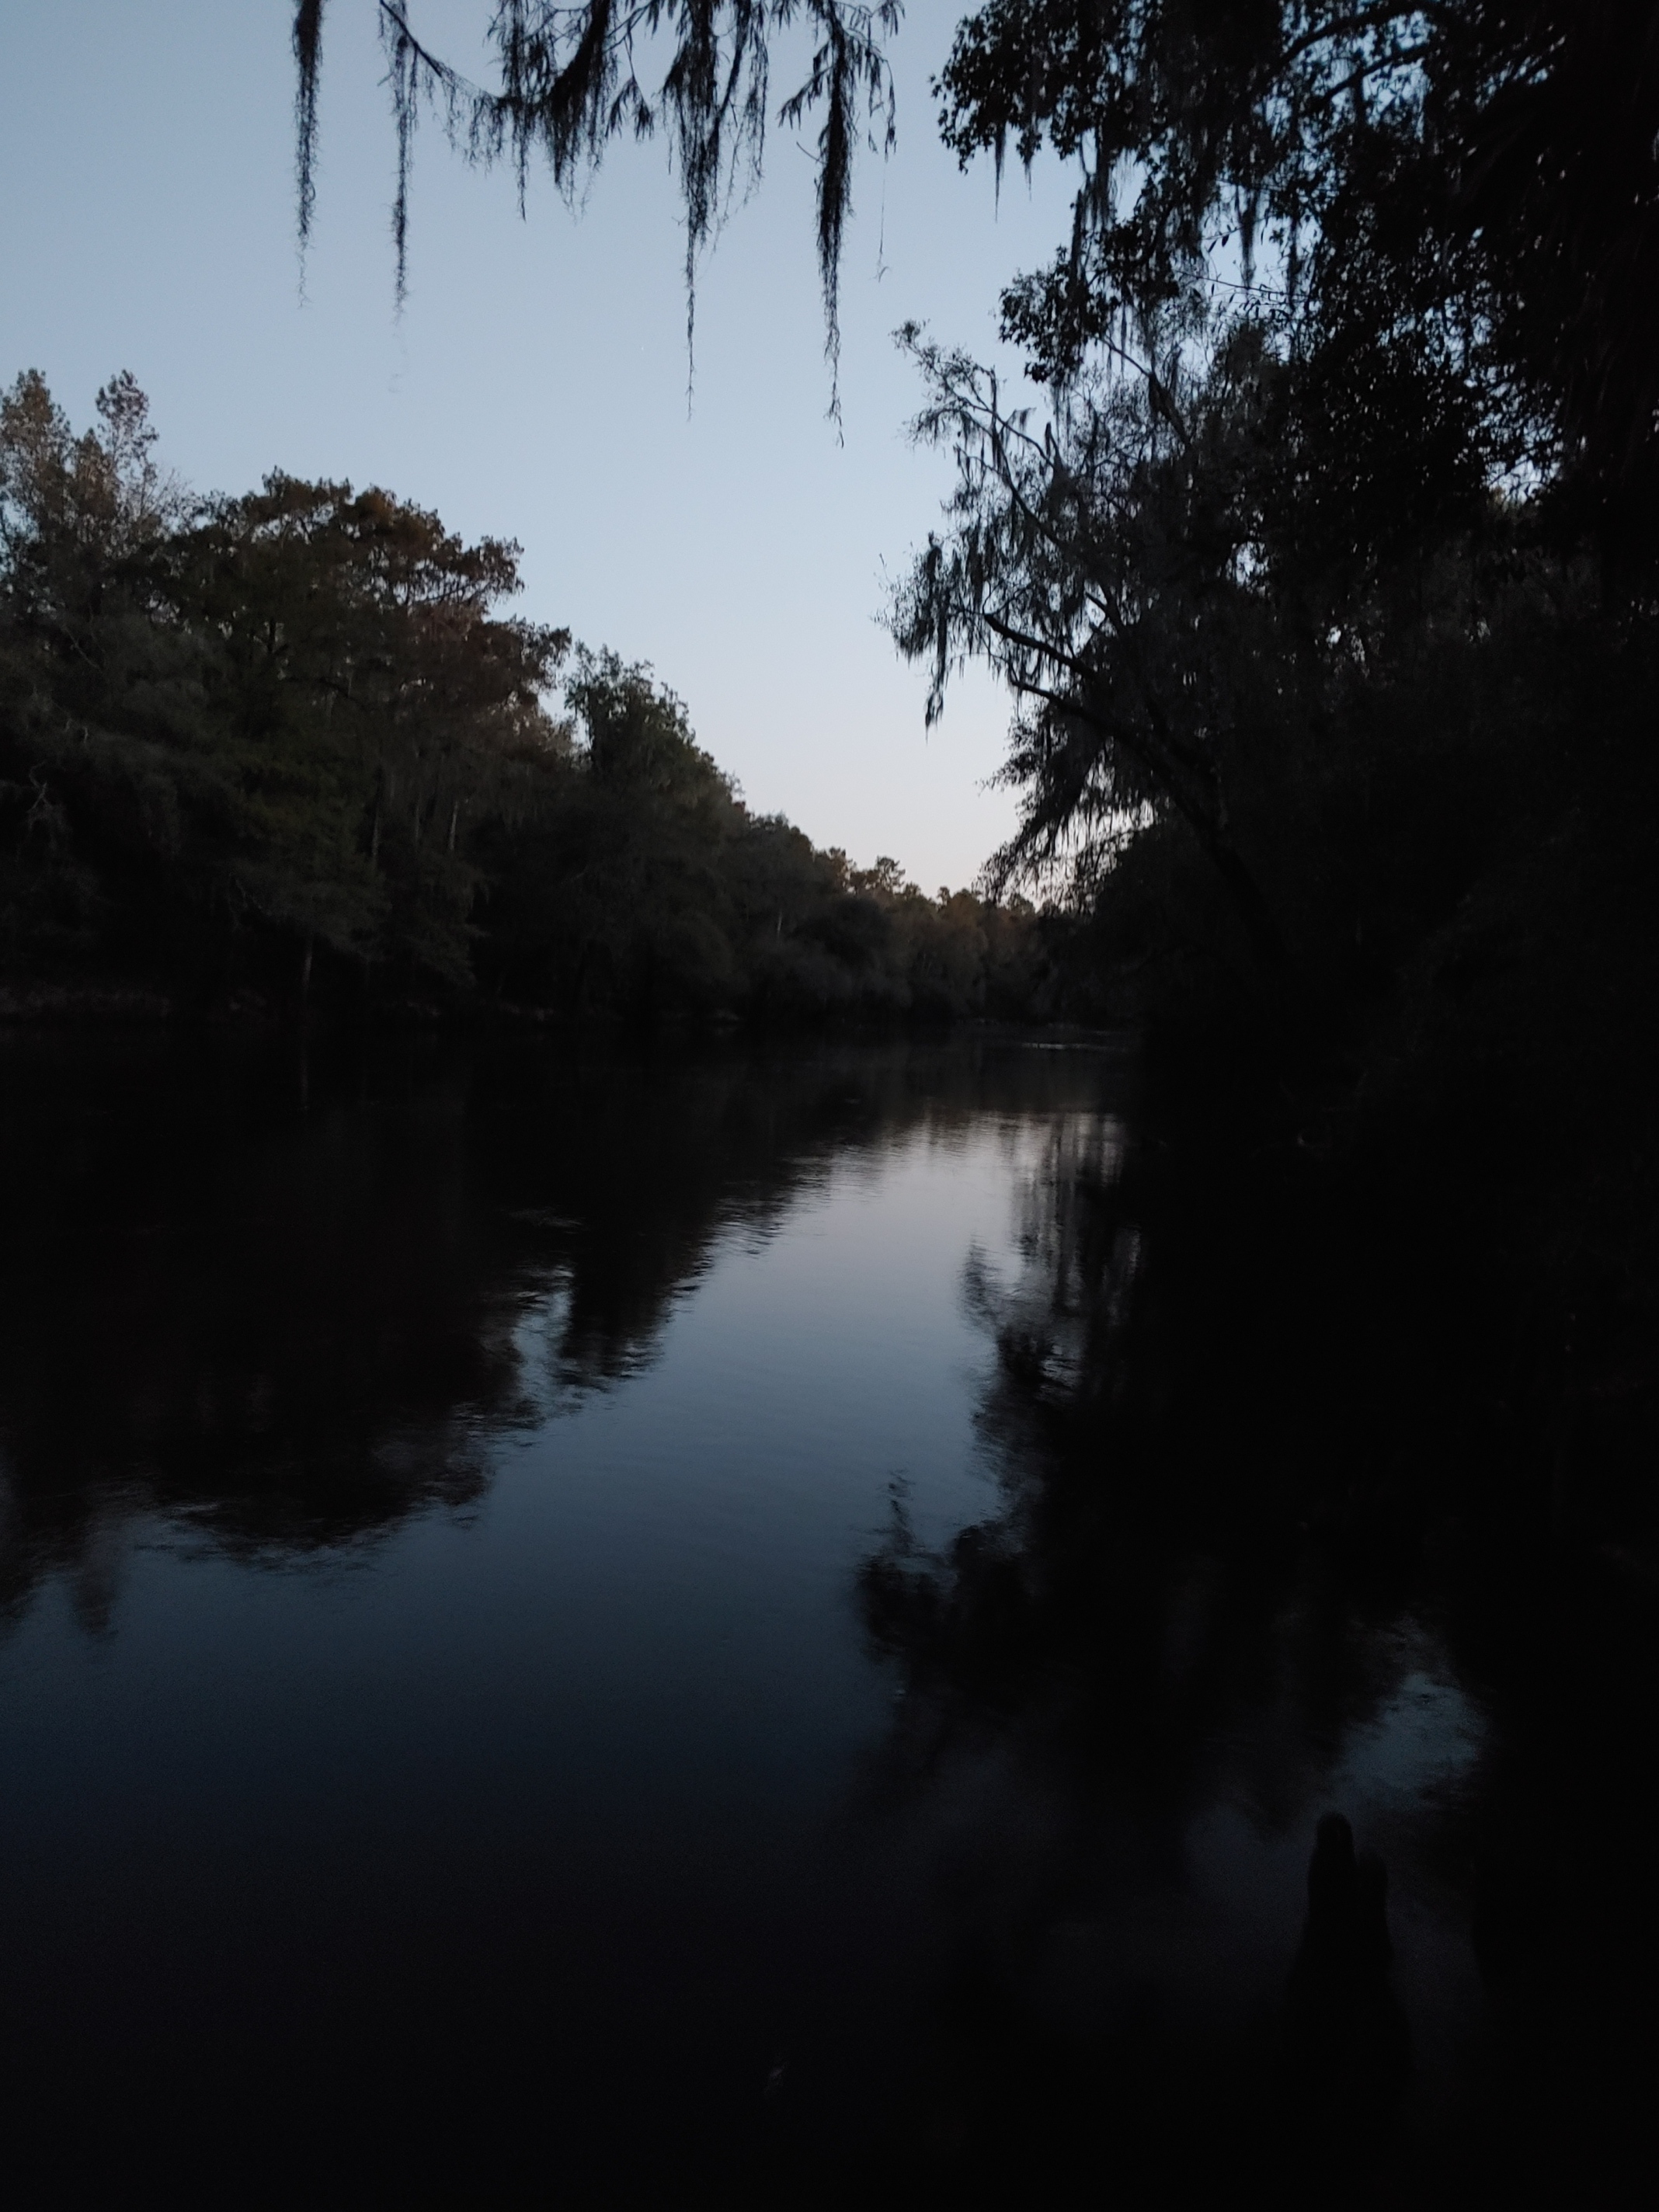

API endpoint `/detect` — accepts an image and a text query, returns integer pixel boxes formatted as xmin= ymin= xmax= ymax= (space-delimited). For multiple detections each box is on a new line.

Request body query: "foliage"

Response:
xmin=2 ymin=372 xmax=1035 ymax=1024
xmin=937 ymin=4 xmax=1659 ymax=510
xmin=882 ymin=4 xmax=1659 ymax=1081
xmin=1 ymin=370 xmax=569 ymax=995
xmin=296 ymin=2 xmax=901 ymax=398
xmin=285 ymin=9 xmax=1659 ymax=1024
xmin=288 ymin=5 xmax=1659 ymax=496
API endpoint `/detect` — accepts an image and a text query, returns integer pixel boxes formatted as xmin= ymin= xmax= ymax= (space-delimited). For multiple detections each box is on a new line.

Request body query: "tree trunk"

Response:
xmin=1199 ymin=831 xmax=1289 ymax=972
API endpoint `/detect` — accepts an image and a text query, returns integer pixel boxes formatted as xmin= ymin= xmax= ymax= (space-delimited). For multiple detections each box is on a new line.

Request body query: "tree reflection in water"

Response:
xmin=0 ymin=1033 xmax=1650 ymax=2201
xmin=853 ymin=1090 xmax=1655 ymax=2203
xmin=0 ymin=1031 xmax=1015 ymax=1616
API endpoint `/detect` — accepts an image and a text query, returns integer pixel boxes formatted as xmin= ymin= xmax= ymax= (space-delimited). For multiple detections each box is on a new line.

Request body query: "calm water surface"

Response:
xmin=0 ymin=1036 xmax=1494 ymax=2200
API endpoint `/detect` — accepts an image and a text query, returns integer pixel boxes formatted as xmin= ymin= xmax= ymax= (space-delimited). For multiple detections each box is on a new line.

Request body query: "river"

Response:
xmin=0 ymin=1031 xmax=1617 ymax=2202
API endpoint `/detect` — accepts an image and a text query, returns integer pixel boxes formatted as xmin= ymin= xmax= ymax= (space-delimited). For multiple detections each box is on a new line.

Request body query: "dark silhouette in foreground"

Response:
xmin=1287 ymin=1814 xmax=1410 ymax=2156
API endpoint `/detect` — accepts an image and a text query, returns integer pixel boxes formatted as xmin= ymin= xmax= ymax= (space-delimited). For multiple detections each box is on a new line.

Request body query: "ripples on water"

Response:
xmin=0 ymin=1032 xmax=1624 ymax=2200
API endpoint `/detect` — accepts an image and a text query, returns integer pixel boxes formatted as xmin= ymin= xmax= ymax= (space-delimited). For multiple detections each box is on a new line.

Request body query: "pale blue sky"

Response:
xmin=0 ymin=3 xmax=1076 ymax=892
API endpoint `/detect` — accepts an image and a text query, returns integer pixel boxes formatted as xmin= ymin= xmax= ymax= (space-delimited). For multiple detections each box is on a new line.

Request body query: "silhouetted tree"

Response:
xmin=280 ymin=9 xmax=1659 ymax=1056
xmin=885 ymin=5 xmax=1659 ymax=1059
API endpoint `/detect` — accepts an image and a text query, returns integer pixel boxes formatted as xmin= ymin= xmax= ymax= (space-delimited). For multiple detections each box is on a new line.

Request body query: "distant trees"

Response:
xmin=2 ymin=372 xmax=1037 ymax=1023
xmin=472 ymin=649 xmax=1041 ymax=1018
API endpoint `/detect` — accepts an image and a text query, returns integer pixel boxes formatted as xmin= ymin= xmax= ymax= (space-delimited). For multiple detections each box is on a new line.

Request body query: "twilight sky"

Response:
xmin=0 ymin=2 xmax=1076 ymax=893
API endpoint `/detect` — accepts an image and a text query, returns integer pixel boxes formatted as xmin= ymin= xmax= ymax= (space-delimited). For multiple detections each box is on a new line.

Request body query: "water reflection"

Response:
xmin=850 ymin=1104 xmax=1507 ymax=2196
xmin=835 ymin=1073 xmax=1659 ymax=2204
xmin=1 ymin=1033 xmax=1087 ymax=1612
xmin=0 ymin=1032 xmax=1648 ymax=2200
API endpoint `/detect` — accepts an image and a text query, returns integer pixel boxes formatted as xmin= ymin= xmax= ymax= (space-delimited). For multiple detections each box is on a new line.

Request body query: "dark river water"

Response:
xmin=0 ymin=1033 xmax=1637 ymax=2203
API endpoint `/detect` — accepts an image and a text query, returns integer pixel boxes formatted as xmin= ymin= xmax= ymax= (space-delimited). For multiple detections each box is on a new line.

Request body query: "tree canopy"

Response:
xmin=937 ymin=3 xmax=1659 ymax=515
xmin=1 ymin=372 xmax=1038 ymax=1024
xmin=294 ymin=6 xmax=1658 ymax=498
xmin=288 ymin=6 xmax=1659 ymax=954
xmin=877 ymin=4 xmax=1659 ymax=1002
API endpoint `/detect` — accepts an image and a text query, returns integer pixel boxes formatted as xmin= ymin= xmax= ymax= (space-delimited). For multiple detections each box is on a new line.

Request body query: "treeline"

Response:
xmin=0 ymin=371 xmax=1039 ymax=1025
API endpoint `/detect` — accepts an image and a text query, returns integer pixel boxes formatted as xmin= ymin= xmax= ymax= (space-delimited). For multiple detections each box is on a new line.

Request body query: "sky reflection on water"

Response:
xmin=0 ymin=1034 xmax=1499 ymax=2200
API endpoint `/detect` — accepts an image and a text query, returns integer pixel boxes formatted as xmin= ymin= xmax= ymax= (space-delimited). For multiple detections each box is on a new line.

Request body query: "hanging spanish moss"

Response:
xmin=294 ymin=2 xmax=899 ymax=398
xmin=293 ymin=0 xmax=325 ymax=259
xmin=383 ymin=4 xmax=424 ymax=311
